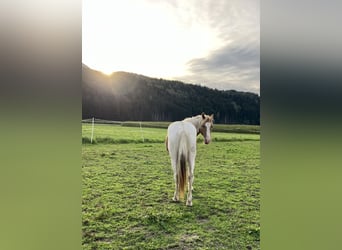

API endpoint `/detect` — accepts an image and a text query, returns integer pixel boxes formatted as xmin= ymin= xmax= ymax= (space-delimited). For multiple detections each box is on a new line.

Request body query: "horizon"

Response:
xmin=83 ymin=63 xmax=260 ymax=96
xmin=82 ymin=0 xmax=259 ymax=94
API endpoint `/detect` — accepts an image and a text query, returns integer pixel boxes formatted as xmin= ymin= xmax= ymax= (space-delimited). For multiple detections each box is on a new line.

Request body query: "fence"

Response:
xmin=82 ymin=118 xmax=146 ymax=144
xmin=81 ymin=118 xmax=260 ymax=144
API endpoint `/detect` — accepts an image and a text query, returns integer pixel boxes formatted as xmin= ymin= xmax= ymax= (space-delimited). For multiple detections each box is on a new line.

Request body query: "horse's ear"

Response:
xmin=201 ymin=112 xmax=205 ymax=119
xmin=210 ymin=114 xmax=214 ymax=119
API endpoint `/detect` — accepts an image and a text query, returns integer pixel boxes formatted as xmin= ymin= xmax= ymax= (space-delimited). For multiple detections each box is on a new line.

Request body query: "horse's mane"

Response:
xmin=183 ymin=114 xmax=213 ymax=129
xmin=183 ymin=114 xmax=202 ymax=122
xmin=183 ymin=115 xmax=203 ymax=130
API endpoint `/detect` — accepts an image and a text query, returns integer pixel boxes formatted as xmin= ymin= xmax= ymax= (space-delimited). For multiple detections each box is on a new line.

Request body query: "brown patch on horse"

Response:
xmin=200 ymin=113 xmax=214 ymax=125
xmin=198 ymin=114 xmax=214 ymax=138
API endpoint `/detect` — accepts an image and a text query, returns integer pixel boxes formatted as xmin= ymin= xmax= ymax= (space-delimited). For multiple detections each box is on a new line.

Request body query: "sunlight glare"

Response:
xmin=82 ymin=0 xmax=223 ymax=78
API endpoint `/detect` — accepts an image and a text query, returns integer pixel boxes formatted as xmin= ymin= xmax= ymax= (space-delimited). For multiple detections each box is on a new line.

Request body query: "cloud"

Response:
xmin=83 ymin=0 xmax=259 ymax=93
xmin=181 ymin=40 xmax=260 ymax=94
xmin=168 ymin=0 xmax=260 ymax=94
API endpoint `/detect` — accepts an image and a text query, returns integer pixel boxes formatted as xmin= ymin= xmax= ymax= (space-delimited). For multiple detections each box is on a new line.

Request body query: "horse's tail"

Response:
xmin=178 ymin=133 xmax=188 ymax=200
xmin=165 ymin=135 xmax=169 ymax=152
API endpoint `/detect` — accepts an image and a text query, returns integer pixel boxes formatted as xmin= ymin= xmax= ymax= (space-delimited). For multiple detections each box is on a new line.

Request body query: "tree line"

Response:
xmin=82 ymin=64 xmax=260 ymax=124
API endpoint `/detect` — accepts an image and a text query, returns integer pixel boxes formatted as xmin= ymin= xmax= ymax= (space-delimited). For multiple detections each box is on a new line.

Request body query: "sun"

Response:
xmin=82 ymin=0 xmax=223 ymax=79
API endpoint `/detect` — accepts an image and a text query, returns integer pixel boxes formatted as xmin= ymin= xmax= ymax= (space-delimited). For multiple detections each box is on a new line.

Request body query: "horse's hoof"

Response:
xmin=172 ymin=197 xmax=179 ymax=202
xmin=186 ymin=201 xmax=192 ymax=206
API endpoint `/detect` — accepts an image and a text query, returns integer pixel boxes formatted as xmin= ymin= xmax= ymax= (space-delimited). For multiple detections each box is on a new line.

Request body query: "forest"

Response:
xmin=82 ymin=64 xmax=260 ymax=124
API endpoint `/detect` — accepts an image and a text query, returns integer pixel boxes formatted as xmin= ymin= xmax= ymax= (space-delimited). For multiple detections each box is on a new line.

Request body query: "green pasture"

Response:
xmin=82 ymin=120 xmax=260 ymax=134
xmin=82 ymin=123 xmax=260 ymax=249
xmin=82 ymin=123 xmax=260 ymax=144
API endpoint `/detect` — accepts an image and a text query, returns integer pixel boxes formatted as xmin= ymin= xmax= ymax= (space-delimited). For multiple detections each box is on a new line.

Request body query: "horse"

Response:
xmin=166 ymin=112 xmax=214 ymax=206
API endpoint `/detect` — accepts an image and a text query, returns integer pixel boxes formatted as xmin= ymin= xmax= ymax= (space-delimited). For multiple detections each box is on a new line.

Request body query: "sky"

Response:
xmin=82 ymin=0 xmax=259 ymax=94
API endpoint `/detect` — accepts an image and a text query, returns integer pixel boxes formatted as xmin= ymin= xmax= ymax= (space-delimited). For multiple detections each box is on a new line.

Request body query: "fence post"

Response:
xmin=91 ymin=117 xmax=94 ymax=143
xmin=140 ymin=122 xmax=144 ymax=143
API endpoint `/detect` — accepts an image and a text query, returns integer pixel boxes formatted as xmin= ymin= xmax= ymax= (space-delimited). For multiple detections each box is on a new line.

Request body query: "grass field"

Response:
xmin=82 ymin=123 xmax=260 ymax=144
xmin=82 ymin=119 xmax=260 ymax=134
xmin=82 ymin=123 xmax=260 ymax=249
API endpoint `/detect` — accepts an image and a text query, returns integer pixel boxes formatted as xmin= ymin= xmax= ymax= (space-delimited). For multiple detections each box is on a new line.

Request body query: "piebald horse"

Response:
xmin=166 ymin=113 xmax=214 ymax=206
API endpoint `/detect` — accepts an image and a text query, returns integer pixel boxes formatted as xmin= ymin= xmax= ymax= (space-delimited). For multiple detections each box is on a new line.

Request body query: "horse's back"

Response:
xmin=167 ymin=121 xmax=196 ymax=154
xmin=167 ymin=121 xmax=196 ymax=138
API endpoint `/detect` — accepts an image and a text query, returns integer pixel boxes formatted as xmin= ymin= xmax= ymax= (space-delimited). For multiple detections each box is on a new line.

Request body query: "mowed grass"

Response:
xmin=82 ymin=123 xmax=260 ymax=249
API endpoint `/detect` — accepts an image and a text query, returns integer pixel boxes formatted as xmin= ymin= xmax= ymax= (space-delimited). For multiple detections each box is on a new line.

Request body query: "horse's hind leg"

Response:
xmin=188 ymin=177 xmax=194 ymax=191
xmin=186 ymin=153 xmax=195 ymax=206
xmin=171 ymin=159 xmax=179 ymax=202
xmin=172 ymin=173 xmax=180 ymax=202
xmin=186 ymin=172 xmax=193 ymax=206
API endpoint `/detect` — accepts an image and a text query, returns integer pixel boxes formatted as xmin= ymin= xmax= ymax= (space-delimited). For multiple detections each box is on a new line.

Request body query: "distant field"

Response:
xmin=82 ymin=122 xmax=260 ymax=249
xmin=82 ymin=123 xmax=260 ymax=144
xmin=82 ymin=119 xmax=260 ymax=134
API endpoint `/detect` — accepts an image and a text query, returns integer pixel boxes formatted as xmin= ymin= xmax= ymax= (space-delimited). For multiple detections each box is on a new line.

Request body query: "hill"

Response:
xmin=82 ymin=64 xmax=260 ymax=124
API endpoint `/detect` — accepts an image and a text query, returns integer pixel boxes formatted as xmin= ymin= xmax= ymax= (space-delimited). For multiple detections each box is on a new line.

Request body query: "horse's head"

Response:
xmin=199 ymin=113 xmax=214 ymax=144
